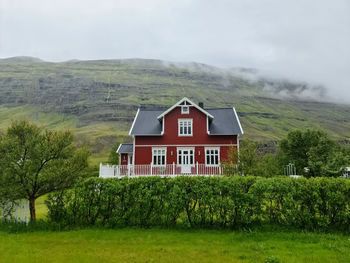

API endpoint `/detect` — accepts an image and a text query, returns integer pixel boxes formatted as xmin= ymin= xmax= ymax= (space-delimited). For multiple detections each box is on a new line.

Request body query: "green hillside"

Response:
xmin=0 ymin=57 xmax=349 ymax=165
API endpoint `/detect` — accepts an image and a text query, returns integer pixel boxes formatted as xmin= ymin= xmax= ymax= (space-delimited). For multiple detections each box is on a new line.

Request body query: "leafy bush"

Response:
xmin=46 ymin=176 xmax=350 ymax=230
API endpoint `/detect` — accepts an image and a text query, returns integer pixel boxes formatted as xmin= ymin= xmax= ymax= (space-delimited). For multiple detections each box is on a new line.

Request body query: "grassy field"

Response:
xmin=0 ymin=228 xmax=349 ymax=263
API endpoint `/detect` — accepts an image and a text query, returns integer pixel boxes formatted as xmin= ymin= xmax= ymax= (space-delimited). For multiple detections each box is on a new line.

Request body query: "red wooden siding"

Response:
xmin=134 ymin=145 xmax=236 ymax=165
xmin=134 ymin=106 xmax=237 ymax=165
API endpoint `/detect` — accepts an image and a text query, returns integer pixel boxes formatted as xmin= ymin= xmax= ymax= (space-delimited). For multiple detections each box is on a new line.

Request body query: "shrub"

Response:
xmin=46 ymin=176 xmax=350 ymax=230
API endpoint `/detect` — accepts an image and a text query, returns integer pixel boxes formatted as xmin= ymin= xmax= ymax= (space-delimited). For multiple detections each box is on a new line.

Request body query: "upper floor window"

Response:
xmin=152 ymin=147 xmax=166 ymax=166
xmin=181 ymin=106 xmax=189 ymax=114
xmin=205 ymin=147 xmax=220 ymax=166
xmin=178 ymin=119 xmax=193 ymax=136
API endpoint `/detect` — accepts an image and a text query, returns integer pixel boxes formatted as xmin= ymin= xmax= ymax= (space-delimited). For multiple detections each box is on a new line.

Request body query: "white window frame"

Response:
xmin=152 ymin=147 xmax=167 ymax=166
xmin=177 ymin=147 xmax=195 ymax=167
xmin=178 ymin=119 xmax=193 ymax=136
xmin=205 ymin=147 xmax=220 ymax=166
xmin=181 ymin=106 xmax=189 ymax=114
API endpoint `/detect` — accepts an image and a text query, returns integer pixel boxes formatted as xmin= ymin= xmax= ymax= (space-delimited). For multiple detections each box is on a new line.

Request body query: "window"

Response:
xmin=152 ymin=147 xmax=166 ymax=166
xmin=205 ymin=147 xmax=220 ymax=166
xmin=178 ymin=119 xmax=193 ymax=136
xmin=181 ymin=106 xmax=189 ymax=114
xmin=177 ymin=148 xmax=195 ymax=166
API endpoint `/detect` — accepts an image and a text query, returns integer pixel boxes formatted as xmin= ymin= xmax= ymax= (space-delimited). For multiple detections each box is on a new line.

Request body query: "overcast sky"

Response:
xmin=0 ymin=0 xmax=349 ymax=101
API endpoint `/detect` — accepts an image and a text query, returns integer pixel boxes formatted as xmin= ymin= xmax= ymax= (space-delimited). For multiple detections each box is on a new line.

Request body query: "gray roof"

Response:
xmin=130 ymin=110 xmax=164 ymax=135
xmin=129 ymin=108 xmax=243 ymax=136
xmin=117 ymin=143 xmax=133 ymax=153
xmin=206 ymin=109 xmax=243 ymax=135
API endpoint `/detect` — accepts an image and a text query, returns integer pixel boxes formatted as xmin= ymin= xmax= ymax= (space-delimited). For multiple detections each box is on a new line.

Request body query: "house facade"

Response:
xmin=109 ymin=97 xmax=243 ymax=177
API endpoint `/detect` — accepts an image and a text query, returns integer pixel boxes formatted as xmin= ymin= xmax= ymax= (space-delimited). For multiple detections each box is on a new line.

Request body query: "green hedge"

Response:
xmin=46 ymin=176 xmax=350 ymax=230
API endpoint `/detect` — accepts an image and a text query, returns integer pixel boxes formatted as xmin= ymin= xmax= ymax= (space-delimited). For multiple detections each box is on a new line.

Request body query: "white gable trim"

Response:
xmin=128 ymin=108 xmax=140 ymax=135
xmin=232 ymin=107 xmax=244 ymax=134
xmin=116 ymin=144 xmax=122 ymax=154
xmin=157 ymin=97 xmax=214 ymax=120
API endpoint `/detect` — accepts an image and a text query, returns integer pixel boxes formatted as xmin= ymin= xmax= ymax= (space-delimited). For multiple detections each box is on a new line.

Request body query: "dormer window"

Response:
xmin=181 ymin=106 xmax=189 ymax=114
xmin=178 ymin=119 xmax=193 ymax=136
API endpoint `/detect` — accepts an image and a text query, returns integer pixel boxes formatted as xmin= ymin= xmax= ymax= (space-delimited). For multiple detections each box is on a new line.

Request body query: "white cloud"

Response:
xmin=0 ymin=0 xmax=349 ymax=101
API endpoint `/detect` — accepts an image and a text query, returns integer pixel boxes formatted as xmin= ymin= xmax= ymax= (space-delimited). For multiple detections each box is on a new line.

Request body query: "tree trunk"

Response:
xmin=29 ymin=197 xmax=36 ymax=221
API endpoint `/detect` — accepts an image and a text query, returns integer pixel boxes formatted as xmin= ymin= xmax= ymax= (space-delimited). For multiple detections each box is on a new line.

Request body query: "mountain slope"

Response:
xmin=0 ymin=57 xmax=349 ymax=163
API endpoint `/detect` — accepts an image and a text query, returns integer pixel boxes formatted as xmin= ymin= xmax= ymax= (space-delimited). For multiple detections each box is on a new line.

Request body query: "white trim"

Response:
xmin=116 ymin=144 xmax=122 ymax=153
xmin=129 ymin=108 xmax=140 ymax=135
xmin=233 ymin=107 xmax=244 ymax=134
xmin=133 ymin=134 xmax=163 ymax=136
xmin=206 ymin=116 xmax=210 ymax=135
xmin=135 ymin=144 xmax=237 ymax=147
xmin=208 ymin=134 xmax=240 ymax=136
xmin=205 ymin=147 xmax=220 ymax=167
xmin=157 ymin=97 xmax=214 ymax=120
xmin=133 ymin=137 xmax=135 ymax=165
xmin=178 ymin=118 xmax=193 ymax=137
xmin=161 ymin=115 xmax=165 ymax=135
xmin=152 ymin=147 xmax=167 ymax=166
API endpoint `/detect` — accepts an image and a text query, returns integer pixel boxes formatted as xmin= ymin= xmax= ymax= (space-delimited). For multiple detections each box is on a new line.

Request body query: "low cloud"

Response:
xmin=0 ymin=0 xmax=349 ymax=102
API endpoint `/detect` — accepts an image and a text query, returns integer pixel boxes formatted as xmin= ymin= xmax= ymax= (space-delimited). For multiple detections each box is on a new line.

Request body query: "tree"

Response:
xmin=108 ymin=142 xmax=120 ymax=165
xmin=238 ymin=138 xmax=261 ymax=176
xmin=0 ymin=120 xmax=89 ymax=221
xmin=278 ymin=129 xmax=349 ymax=177
xmin=257 ymin=154 xmax=281 ymax=177
xmin=222 ymin=144 xmax=238 ymax=175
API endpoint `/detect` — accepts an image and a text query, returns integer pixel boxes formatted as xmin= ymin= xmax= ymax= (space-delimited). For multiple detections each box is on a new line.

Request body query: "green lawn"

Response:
xmin=0 ymin=228 xmax=349 ymax=263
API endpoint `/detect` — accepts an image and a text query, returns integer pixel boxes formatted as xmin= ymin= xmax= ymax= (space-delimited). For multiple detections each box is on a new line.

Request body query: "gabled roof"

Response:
xmin=117 ymin=143 xmax=134 ymax=153
xmin=157 ymin=97 xmax=214 ymax=120
xmin=129 ymin=104 xmax=244 ymax=136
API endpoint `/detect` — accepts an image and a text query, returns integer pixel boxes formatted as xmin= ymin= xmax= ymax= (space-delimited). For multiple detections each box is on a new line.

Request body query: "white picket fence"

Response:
xmin=99 ymin=162 xmax=224 ymax=178
xmin=0 ymin=199 xmax=30 ymax=223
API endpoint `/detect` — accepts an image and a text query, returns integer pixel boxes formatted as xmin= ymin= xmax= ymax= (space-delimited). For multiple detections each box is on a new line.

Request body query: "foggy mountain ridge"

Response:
xmin=0 ymin=56 xmax=338 ymax=104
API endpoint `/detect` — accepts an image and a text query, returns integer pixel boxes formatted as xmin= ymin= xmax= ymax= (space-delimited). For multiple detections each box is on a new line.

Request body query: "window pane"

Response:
xmin=178 ymin=154 xmax=181 ymax=164
xmin=188 ymin=126 xmax=192 ymax=134
xmin=211 ymin=155 xmax=214 ymax=164
xmin=207 ymin=155 xmax=210 ymax=164
xmin=215 ymin=155 xmax=218 ymax=164
xmin=180 ymin=126 xmax=183 ymax=134
xmin=184 ymin=126 xmax=187 ymax=134
xmin=190 ymin=155 xmax=193 ymax=164
xmin=162 ymin=156 xmax=165 ymax=165
xmin=153 ymin=155 xmax=157 ymax=165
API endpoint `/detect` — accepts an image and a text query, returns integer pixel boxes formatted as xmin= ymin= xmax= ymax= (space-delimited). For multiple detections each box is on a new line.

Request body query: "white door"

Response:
xmin=178 ymin=148 xmax=194 ymax=174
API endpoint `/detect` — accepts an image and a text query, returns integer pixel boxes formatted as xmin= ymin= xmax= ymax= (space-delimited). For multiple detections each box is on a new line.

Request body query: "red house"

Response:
xmin=106 ymin=97 xmax=243 ymax=177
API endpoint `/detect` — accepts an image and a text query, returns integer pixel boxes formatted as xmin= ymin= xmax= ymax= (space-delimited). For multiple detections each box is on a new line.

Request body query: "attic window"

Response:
xmin=181 ymin=106 xmax=189 ymax=114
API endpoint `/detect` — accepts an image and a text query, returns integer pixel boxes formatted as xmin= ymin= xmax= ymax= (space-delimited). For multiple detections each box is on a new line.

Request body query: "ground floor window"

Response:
xmin=177 ymin=148 xmax=195 ymax=166
xmin=152 ymin=147 xmax=166 ymax=166
xmin=205 ymin=147 xmax=220 ymax=166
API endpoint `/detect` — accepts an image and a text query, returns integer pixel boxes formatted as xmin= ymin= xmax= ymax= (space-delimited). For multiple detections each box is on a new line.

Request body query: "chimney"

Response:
xmin=199 ymin=102 xmax=204 ymax=108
